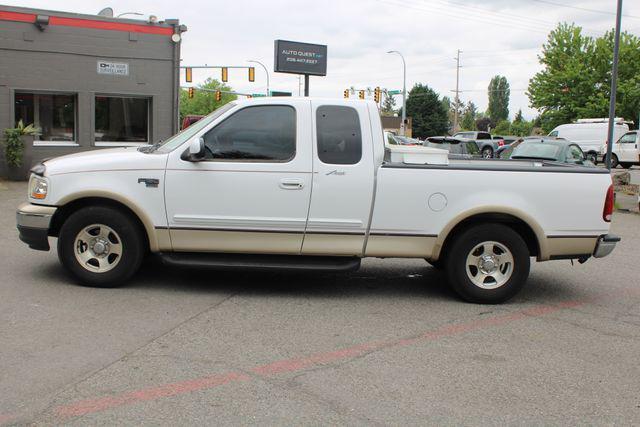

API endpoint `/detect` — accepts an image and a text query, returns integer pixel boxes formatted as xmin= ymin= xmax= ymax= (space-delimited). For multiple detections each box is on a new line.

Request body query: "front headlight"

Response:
xmin=29 ymin=176 xmax=48 ymax=200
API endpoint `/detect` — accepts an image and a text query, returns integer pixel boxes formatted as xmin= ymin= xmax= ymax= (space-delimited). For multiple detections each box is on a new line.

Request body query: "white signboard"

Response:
xmin=97 ymin=61 xmax=129 ymax=76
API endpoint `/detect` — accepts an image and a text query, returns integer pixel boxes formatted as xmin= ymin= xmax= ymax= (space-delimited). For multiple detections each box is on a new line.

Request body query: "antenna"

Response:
xmin=97 ymin=7 xmax=114 ymax=17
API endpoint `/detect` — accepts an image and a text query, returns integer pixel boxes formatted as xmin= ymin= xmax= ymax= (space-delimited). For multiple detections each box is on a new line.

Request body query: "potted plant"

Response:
xmin=3 ymin=120 xmax=40 ymax=181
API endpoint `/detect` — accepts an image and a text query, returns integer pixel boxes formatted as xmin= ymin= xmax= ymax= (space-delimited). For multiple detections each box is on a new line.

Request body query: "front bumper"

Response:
xmin=16 ymin=203 xmax=57 ymax=251
xmin=593 ymin=234 xmax=620 ymax=258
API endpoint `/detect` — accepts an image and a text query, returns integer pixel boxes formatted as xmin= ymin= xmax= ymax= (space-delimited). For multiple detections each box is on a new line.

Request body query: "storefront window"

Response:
xmin=95 ymin=96 xmax=149 ymax=143
xmin=14 ymin=92 xmax=77 ymax=142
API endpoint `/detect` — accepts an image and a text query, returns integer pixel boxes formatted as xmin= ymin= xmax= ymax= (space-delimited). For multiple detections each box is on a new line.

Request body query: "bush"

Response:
xmin=3 ymin=120 xmax=39 ymax=167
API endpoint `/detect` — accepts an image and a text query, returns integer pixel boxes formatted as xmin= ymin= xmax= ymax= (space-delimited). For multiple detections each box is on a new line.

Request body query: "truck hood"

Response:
xmin=43 ymin=147 xmax=168 ymax=176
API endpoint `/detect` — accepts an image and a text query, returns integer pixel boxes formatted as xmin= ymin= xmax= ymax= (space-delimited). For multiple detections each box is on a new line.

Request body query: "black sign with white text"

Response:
xmin=274 ymin=40 xmax=327 ymax=76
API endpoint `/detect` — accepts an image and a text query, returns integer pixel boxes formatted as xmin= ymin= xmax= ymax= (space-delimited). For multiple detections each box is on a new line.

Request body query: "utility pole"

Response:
xmin=605 ymin=0 xmax=623 ymax=171
xmin=387 ymin=50 xmax=407 ymax=136
xmin=453 ymin=49 xmax=462 ymax=133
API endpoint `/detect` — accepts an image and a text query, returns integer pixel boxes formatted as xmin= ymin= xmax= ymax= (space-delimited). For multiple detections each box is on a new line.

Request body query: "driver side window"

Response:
xmin=620 ymin=133 xmax=637 ymax=144
xmin=202 ymin=105 xmax=296 ymax=162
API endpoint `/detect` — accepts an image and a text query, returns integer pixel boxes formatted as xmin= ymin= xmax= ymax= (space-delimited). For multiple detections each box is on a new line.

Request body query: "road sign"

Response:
xmin=251 ymin=93 xmax=267 ymax=97
xmin=387 ymin=90 xmax=401 ymax=95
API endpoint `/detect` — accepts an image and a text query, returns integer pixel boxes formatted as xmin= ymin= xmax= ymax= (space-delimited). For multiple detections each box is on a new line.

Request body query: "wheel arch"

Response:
xmin=49 ymin=191 xmax=159 ymax=252
xmin=432 ymin=207 xmax=548 ymax=262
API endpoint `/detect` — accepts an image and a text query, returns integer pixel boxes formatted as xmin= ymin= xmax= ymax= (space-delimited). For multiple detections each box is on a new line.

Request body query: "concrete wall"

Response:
xmin=0 ymin=6 xmax=180 ymax=176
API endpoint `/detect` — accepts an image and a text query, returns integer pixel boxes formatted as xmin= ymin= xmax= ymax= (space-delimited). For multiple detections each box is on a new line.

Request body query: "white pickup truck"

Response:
xmin=17 ymin=98 xmax=619 ymax=303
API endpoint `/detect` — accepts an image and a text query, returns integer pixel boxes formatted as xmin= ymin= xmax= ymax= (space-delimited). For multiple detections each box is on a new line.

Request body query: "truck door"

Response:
xmin=618 ymin=132 xmax=638 ymax=163
xmin=302 ymin=101 xmax=375 ymax=256
xmin=164 ymin=100 xmax=313 ymax=254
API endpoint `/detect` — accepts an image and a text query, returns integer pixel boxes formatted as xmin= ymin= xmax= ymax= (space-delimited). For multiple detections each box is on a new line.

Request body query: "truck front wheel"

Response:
xmin=57 ymin=206 xmax=144 ymax=287
xmin=445 ymin=224 xmax=530 ymax=304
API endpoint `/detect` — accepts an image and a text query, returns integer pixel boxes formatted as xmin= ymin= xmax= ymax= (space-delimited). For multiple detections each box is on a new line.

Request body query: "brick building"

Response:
xmin=0 ymin=5 xmax=185 ymax=176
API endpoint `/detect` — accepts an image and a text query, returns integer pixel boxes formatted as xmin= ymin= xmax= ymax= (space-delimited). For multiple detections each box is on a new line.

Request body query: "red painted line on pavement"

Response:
xmin=51 ymin=300 xmax=587 ymax=420
xmin=55 ymin=372 xmax=250 ymax=418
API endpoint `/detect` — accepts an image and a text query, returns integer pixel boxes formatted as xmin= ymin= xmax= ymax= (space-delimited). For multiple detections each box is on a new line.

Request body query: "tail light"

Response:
xmin=603 ymin=184 xmax=614 ymax=222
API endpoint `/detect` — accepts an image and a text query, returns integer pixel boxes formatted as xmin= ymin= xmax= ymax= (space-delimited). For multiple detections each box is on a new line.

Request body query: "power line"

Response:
xmin=530 ymin=0 xmax=640 ymax=20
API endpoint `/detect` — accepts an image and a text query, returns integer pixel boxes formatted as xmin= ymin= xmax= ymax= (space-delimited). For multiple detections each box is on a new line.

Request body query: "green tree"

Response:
xmin=528 ymin=23 xmax=640 ymax=132
xmin=460 ymin=101 xmax=478 ymax=131
xmin=180 ymin=78 xmax=237 ymax=121
xmin=381 ymin=92 xmax=397 ymax=116
xmin=488 ymin=75 xmax=510 ymax=123
xmin=514 ymin=109 xmax=524 ymax=123
xmin=405 ymin=84 xmax=449 ymax=138
xmin=493 ymin=119 xmax=511 ymax=135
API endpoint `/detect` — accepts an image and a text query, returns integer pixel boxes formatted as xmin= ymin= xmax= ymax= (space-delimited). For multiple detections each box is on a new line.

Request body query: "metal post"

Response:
xmin=247 ymin=60 xmax=269 ymax=96
xmin=453 ymin=49 xmax=461 ymax=132
xmin=304 ymin=75 xmax=310 ymax=97
xmin=387 ymin=50 xmax=406 ymax=136
xmin=605 ymin=0 xmax=623 ymax=171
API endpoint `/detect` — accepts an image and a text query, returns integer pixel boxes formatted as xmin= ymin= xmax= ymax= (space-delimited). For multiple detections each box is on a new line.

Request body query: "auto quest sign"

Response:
xmin=274 ymin=40 xmax=327 ymax=76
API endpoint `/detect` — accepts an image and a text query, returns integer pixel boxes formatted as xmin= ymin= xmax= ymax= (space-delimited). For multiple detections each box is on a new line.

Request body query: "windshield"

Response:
xmin=511 ymin=142 xmax=562 ymax=161
xmin=151 ymin=103 xmax=236 ymax=153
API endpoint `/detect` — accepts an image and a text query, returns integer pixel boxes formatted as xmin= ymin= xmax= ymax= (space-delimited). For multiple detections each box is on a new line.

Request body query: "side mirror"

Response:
xmin=180 ymin=137 xmax=205 ymax=162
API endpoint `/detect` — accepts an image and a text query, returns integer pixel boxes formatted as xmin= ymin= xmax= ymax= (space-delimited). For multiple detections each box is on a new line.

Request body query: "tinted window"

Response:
xmin=511 ymin=143 xmax=562 ymax=160
xmin=202 ymin=105 xmax=295 ymax=161
xmin=567 ymin=145 xmax=584 ymax=163
xmin=15 ymin=92 xmax=76 ymax=142
xmin=95 ymin=96 xmax=149 ymax=143
xmin=549 ymin=130 xmax=559 ymax=137
xmin=455 ymin=132 xmax=473 ymax=138
xmin=316 ymin=106 xmax=362 ymax=165
xmin=477 ymin=132 xmax=492 ymax=140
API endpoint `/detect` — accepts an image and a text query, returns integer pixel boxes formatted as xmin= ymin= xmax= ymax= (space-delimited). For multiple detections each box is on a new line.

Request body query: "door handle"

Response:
xmin=279 ymin=179 xmax=304 ymax=190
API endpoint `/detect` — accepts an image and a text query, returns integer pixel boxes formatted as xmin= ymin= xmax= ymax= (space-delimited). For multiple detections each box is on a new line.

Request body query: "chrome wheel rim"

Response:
xmin=482 ymin=149 xmax=492 ymax=158
xmin=465 ymin=241 xmax=514 ymax=289
xmin=74 ymin=224 xmax=123 ymax=273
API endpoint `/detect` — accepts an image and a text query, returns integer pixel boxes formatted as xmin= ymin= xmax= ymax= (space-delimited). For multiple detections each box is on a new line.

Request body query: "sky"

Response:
xmin=8 ymin=0 xmax=640 ymax=119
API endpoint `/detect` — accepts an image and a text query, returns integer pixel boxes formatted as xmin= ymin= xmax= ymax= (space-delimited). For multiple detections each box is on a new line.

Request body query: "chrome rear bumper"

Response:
xmin=593 ymin=234 xmax=620 ymax=258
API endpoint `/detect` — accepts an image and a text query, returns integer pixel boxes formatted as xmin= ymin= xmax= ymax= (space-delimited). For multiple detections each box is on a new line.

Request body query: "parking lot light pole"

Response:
xmin=247 ymin=60 xmax=270 ymax=97
xmin=387 ymin=50 xmax=406 ymax=136
xmin=605 ymin=0 xmax=623 ymax=171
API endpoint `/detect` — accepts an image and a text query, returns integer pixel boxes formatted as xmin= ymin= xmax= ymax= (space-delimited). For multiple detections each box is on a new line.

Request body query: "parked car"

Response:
xmin=424 ymin=137 xmax=481 ymax=159
xmin=507 ymin=137 xmax=593 ymax=166
xmin=181 ymin=114 xmax=205 ymax=130
xmin=17 ymin=98 xmax=618 ymax=304
xmin=549 ymin=118 xmax=630 ymax=164
xmin=452 ymin=131 xmax=503 ymax=158
xmin=597 ymin=131 xmax=639 ymax=169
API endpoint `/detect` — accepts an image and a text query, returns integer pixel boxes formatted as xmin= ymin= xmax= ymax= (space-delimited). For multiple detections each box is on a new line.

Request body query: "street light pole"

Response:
xmin=387 ymin=50 xmax=406 ymax=136
xmin=247 ymin=60 xmax=270 ymax=97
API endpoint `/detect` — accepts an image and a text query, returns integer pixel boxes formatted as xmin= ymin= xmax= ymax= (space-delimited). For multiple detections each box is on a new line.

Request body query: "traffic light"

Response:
xmin=343 ymin=89 xmax=349 ymax=98
xmin=188 ymin=87 xmax=194 ymax=99
xmin=358 ymin=90 xmax=365 ymax=100
xmin=215 ymin=90 xmax=222 ymax=102
xmin=185 ymin=67 xmax=192 ymax=83
xmin=374 ymin=87 xmax=381 ymax=103
xmin=248 ymin=67 xmax=255 ymax=82
xmin=246 ymin=94 xmax=252 ymax=99
xmin=221 ymin=67 xmax=228 ymax=82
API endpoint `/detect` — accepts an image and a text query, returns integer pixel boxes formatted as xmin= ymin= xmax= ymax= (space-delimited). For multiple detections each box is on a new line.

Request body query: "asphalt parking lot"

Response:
xmin=1 ymin=178 xmax=639 ymax=425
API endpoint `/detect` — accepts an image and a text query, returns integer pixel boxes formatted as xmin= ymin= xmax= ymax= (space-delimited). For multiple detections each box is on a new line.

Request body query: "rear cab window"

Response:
xmin=316 ymin=106 xmax=362 ymax=165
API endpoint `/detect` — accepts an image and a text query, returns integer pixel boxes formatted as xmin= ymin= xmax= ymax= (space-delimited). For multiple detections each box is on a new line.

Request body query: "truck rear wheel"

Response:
xmin=57 ymin=206 xmax=144 ymax=287
xmin=445 ymin=224 xmax=530 ymax=304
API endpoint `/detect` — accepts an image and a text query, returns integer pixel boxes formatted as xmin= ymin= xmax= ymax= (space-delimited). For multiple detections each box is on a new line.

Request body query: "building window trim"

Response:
xmin=93 ymin=94 xmax=151 ymax=147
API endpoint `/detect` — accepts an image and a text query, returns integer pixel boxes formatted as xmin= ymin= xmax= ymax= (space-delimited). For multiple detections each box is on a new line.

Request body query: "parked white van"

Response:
xmin=599 ymin=131 xmax=639 ymax=169
xmin=549 ymin=118 xmax=630 ymax=163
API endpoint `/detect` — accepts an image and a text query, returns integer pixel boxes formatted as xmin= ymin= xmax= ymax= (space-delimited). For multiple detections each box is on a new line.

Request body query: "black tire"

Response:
xmin=445 ymin=224 xmax=530 ymax=304
xmin=620 ymin=162 xmax=632 ymax=169
xmin=481 ymin=147 xmax=493 ymax=159
xmin=586 ymin=152 xmax=598 ymax=164
xmin=610 ymin=154 xmax=619 ymax=169
xmin=57 ymin=206 xmax=145 ymax=287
